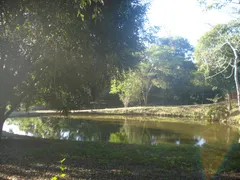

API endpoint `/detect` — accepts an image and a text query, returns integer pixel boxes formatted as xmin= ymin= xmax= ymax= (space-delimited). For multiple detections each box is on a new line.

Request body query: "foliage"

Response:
xmin=110 ymin=37 xmax=198 ymax=106
xmin=206 ymin=94 xmax=222 ymax=104
xmin=194 ymin=21 xmax=240 ymax=78
xmin=0 ymin=0 xmax=148 ymax=136
xmin=108 ymin=36 xmax=216 ymax=106
xmin=109 ymin=129 xmax=128 ymax=143
xmin=194 ymin=21 xmax=240 ymax=108
xmin=110 ymin=70 xmax=142 ymax=107
xmin=143 ymin=37 xmax=197 ymax=105
xmin=198 ymin=0 xmax=240 ymax=15
xmin=135 ymin=61 xmax=163 ymax=105
xmin=206 ymin=105 xmax=230 ymax=121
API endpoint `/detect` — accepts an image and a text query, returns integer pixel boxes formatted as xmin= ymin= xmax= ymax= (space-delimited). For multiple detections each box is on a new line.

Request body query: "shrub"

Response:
xmin=206 ymin=105 xmax=229 ymax=121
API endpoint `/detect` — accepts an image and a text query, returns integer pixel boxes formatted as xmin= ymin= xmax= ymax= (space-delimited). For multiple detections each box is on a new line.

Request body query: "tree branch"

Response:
xmin=224 ymin=66 xmax=234 ymax=79
xmin=206 ymin=60 xmax=232 ymax=79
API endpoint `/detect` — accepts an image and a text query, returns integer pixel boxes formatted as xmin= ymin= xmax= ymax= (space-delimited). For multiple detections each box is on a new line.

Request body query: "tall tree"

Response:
xmin=145 ymin=37 xmax=195 ymax=105
xmin=0 ymin=0 xmax=148 ymax=137
xmin=194 ymin=21 xmax=240 ymax=109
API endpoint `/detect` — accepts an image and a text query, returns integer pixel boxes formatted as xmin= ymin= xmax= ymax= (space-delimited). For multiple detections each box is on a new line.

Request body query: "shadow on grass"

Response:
xmin=212 ymin=141 xmax=240 ymax=180
xmin=0 ymin=138 xmax=206 ymax=180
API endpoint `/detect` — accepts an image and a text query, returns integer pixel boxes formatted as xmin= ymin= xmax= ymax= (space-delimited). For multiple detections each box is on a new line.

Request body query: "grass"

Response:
xmin=0 ymin=139 xmax=203 ymax=180
xmin=74 ymin=100 xmax=240 ymax=124
xmin=72 ymin=104 xmax=213 ymax=118
xmin=1 ymin=138 xmax=240 ymax=179
xmin=10 ymin=100 xmax=240 ymax=124
xmin=10 ymin=104 xmax=213 ymax=120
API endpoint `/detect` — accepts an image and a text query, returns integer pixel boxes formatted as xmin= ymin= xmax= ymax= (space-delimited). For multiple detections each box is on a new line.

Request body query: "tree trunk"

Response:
xmin=227 ymin=91 xmax=232 ymax=111
xmin=202 ymin=91 xmax=204 ymax=104
xmin=144 ymin=93 xmax=148 ymax=106
xmin=233 ymin=55 xmax=240 ymax=111
xmin=144 ymin=83 xmax=152 ymax=106
xmin=142 ymin=91 xmax=146 ymax=106
xmin=0 ymin=120 xmax=4 ymax=140
xmin=0 ymin=108 xmax=6 ymax=140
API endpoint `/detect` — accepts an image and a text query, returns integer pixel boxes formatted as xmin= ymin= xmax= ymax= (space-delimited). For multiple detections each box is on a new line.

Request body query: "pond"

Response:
xmin=2 ymin=116 xmax=240 ymax=175
xmin=3 ymin=116 xmax=239 ymax=146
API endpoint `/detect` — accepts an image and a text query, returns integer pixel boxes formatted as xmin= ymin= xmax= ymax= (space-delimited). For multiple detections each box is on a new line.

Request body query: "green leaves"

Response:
xmin=194 ymin=21 xmax=240 ymax=92
xmin=51 ymin=158 xmax=67 ymax=179
xmin=110 ymin=36 xmax=196 ymax=106
xmin=60 ymin=158 xmax=66 ymax=164
xmin=110 ymin=70 xmax=142 ymax=107
xmin=51 ymin=176 xmax=58 ymax=180
xmin=60 ymin=166 xmax=65 ymax=171
xmin=15 ymin=25 xmax=20 ymax=31
xmin=198 ymin=0 xmax=240 ymax=15
xmin=0 ymin=0 xmax=148 ymax=121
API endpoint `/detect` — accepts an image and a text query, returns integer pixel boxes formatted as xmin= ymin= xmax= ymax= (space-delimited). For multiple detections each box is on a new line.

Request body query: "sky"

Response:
xmin=147 ymin=0 xmax=235 ymax=46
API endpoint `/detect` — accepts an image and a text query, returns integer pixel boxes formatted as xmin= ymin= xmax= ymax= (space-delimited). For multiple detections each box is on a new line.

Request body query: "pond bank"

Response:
xmin=1 ymin=138 xmax=240 ymax=179
xmin=10 ymin=104 xmax=213 ymax=118
xmin=9 ymin=102 xmax=240 ymax=125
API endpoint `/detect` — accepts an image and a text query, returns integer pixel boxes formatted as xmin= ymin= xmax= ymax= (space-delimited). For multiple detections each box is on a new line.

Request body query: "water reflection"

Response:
xmin=194 ymin=136 xmax=206 ymax=146
xmin=4 ymin=117 xmax=238 ymax=148
xmin=176 ymin=140 xmax=180 ymax=145
xmin=5 ymin=117 xmax=121 ymax=141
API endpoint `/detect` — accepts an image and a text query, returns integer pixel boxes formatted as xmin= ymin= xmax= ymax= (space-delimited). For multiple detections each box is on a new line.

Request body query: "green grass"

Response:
xmin=75 ymin=104 xmax=212 ymax=118
xmin=72 ymin=100 xmax=240 ymax=125
xmin=1 ymin=138 xmax=240 ymax=179
xmin=217 ymin=142 xmax=240 ymax=173
xmin=0 ymin=139 xmax=203 ymax=179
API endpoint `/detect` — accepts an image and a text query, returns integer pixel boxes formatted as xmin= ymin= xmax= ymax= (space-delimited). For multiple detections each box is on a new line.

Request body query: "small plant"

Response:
xmin=51 ymin=158 xmax=66 ymax=180
xmin=206 ymin=105 xmax=229 ymax=121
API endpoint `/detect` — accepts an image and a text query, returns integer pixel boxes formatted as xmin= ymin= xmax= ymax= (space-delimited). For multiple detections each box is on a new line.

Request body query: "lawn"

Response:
xmin=0 ymin=138 xmax=240 ymax=179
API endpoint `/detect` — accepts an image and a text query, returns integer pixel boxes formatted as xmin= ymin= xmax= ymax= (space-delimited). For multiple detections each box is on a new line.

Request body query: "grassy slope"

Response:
xmin=74 ymin=104 xmax=212 ymax=117
xmin=10 ymin=101 xmax=240 ymax=124
xmin=70 ymin=101 xmax=240 ymax=124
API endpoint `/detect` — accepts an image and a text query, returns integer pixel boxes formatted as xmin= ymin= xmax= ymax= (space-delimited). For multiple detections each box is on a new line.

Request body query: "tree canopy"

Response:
xmin=110 ymin=37 xmax=201 ymax=107
xmin=194 ymin=21 xmax=240 ymax=109
xmin=0 ymin=0 xmax=148 ymax=136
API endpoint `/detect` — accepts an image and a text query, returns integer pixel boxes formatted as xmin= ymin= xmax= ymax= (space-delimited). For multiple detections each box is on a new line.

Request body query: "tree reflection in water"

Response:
xmin=6 ymin=117 xmax=238 ymax=147
xmin=7 ymin=117 xmax=121 ymax=141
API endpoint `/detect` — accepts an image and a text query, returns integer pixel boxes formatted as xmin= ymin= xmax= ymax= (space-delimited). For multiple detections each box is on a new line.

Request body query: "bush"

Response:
xmin=206 ymin=105 xmax=229 ymax=121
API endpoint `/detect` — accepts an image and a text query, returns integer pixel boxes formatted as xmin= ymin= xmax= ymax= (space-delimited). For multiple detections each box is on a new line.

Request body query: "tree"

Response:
xmin=136 ymin=47 xmax=171 ymax=106
xmin=136 ymin=62 xmax=157 ymax=106
xmin=0 ymin=0 xmax=99 ymax=138
xmin=110 ymin=70 xmax=142 ymax=107
xmin=143 ymin=37 xmax=195 ymax=105
xmin=194 ymin=21 xmax=240 ymax=110
xmin=111 ymin=37 xmax=195 ymax=107
xmin=0 ymin=0 xmax=148 ymax=138
xmin=198 ymin=0 xmax=240 ymax=15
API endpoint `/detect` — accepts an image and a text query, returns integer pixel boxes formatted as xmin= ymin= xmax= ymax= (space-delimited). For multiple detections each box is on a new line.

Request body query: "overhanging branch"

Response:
xmin=206 ymin=60 xmax=232 ymax=79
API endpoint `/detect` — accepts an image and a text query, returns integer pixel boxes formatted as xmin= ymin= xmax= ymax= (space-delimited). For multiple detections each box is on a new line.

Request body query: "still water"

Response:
xmin=3 ymin=116 xmax=239 ymax=147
